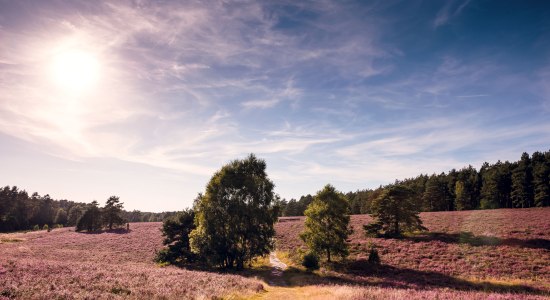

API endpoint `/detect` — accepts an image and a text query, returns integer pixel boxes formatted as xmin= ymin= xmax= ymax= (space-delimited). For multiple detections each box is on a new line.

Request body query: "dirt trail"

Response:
xmin=268 ymin=252 xmax=288 ymax=286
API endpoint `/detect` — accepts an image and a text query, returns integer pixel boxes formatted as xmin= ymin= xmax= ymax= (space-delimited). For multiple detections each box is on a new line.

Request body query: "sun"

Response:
xmin=51 ymin=50 xmax=100 ymax=93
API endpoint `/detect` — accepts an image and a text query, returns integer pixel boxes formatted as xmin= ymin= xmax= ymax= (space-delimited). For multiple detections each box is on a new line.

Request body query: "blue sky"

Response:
xmin=1 ymin=0 xmax=549 ymax=212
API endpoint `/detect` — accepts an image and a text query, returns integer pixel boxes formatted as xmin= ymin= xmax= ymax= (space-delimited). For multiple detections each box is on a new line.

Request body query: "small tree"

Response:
xmin=189 ymin=154 xmax=278 ymax=270
xmin=364 ymin=185 xmax=426 ymax=237
xmin=155 ymin=209 xmax=197 ymax=264
xmin=103 ymin=196 xmax=125 ymax=230
xmin=300 ymin=184 xmax=351 ymax=262
xmin=76 ymin=201 xmax=103 ymax=232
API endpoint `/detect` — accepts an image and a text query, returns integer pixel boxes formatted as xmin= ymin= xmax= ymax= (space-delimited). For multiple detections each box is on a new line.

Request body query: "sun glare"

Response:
xmin=51 ymin=50 xmax=100 ymax=93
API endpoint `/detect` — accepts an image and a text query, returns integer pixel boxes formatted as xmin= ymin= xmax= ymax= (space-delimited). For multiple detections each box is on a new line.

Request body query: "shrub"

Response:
xmin=33 ymin=225 xmax=39 ymax=231
xmin=43 ymin=224 xmax=50 ymax=232
xmin=302 ymin=252 xmax=320 ymax=271
xmin=367 ymin=245 xmax=380 ymax=265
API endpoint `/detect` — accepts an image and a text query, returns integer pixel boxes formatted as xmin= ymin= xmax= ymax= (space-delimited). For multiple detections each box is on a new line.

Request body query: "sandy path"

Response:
xmin=268 ymin=252 xmax=288 ymax=286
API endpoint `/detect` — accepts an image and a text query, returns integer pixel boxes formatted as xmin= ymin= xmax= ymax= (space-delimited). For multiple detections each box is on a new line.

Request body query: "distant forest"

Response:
xmin=278 ymin=150 xmax=550 ymax=216
xmin=0 ymin=189 xmax=177 ymax=232
xmin=2 ymin=150 xmax=549 ymax=232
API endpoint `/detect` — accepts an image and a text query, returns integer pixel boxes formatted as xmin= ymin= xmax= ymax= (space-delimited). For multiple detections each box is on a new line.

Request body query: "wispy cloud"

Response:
xmin=433 ymin=0 xmax=472 ymax=28
xmin=0 ymin=0 xmax=548 ymax=209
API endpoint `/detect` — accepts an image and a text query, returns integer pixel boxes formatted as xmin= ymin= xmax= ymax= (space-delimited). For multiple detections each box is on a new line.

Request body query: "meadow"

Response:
xmin=274 ymin=207 xmax=550 ymax=299
xmin=0 ymin=208 xmax=549 ymax=299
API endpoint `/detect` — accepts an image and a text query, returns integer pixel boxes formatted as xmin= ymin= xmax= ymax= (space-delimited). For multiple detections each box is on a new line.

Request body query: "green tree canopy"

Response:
xmin=76 ymin=201 xmax=102 ymax=232
xmin=189 ymin=154 xmax=277 ymax=270
xmin=364 ymin=185 xmax=426 ymax=237
xmin=156 ymin=209 xmax=197 ymax=264
xmin=300 ymin=184 xmax=351 ymax=262
xmin=103 ymin=196 xmax=126 ymax=230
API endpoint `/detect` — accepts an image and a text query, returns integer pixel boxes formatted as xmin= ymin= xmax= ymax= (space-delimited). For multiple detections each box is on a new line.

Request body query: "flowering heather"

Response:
xmin=1 ymin=209 xmax=548 ymax=299
xmin=275 ymin=208 xmax=550 ymax=298
xmin=0 ymin=223 xmax=263 ymax=299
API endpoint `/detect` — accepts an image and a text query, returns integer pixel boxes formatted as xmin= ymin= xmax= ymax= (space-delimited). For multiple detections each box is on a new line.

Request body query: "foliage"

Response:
xmin=155 ymin=209 xmax=197 ymax=264
xmin=33 ymin=225 xmax=39 ymax=231
xmin=300 ymin=184 xmax=351 ymax=262
xmin=43 ymin=224 xmax=49 ymax=232
xmin=275 ymin=208 xmax=550 ymax=296
xmin=532 ymin=151 xmax=550 ymax=207
xmin=301 ymin=252 xmax=320 ymax=271
xmin=367 ymin=244 xmax=381 ymax=265
xmin=102 ymin=196 xmax=126 ymax=230
xmin=0 ymin=185 xmax=174 ymax=233
xmin=67 ymin=206 xmax=84 ymax=227
xmin=365 ymin=185 xmax=427 ymax=237
xmin=54 ymin=208 xmax=68 ymax=225
xmin=511 ymin=153 xmax=535 ymax=208
xmin=76 ymin=201 xmax=103 ymax=232
xmin=339 ymin=150 xmax=550 ymax=214
xmin=189 ymin=154 xmax=278 ymax=269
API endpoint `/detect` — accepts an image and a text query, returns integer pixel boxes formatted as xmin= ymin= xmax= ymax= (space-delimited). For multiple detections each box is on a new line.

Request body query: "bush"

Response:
xmin=301 ymin=252 xmax=320 ymax=271
xmin=43 ymin=224 xmax=50 ymax=232
xmin=367 ymin=245 xmax=381 ymax=265
xmin=363 ymin=222 xmax=383 ymax=237
xmin=33 ymin=225 xmax=39 ymax=231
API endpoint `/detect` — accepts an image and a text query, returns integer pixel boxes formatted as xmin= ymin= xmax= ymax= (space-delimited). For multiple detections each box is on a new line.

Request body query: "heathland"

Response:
xmin=1 ymin=207 xmax=548 ymax=299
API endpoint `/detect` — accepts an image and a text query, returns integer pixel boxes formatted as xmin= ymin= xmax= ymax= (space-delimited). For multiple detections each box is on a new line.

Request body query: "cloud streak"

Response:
xmin=0 ymin=0 xmax=548 ymax=210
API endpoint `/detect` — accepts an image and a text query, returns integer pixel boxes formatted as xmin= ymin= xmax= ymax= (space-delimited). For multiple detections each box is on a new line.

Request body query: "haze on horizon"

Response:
xmin=0 ymin=1 xmax=549 ymax=212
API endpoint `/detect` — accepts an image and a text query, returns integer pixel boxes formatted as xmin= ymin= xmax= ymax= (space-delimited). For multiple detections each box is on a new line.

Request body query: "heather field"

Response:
xmin=0 ymin=223 xmax=263 ymax=299
xmin=1 ymin=208 xmax=549 ymax=299
xmin=274 ymin=207 xmax=550 ymax=299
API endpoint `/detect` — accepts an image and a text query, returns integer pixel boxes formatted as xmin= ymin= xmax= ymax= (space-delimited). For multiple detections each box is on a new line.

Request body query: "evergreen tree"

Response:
xmin=422 ymin=174 xmax=450 ymax=211
xmin=102 ymin=196 xmax=125 ymax=230
xmin=76 ymin=201 xmax=102 ymax=232
xmin=511 ymin=153 xmax=534 ymax=208
xmin=364 ymin=185 xmax=426 ymax=237
xmin=283 ymin=199 xmax=299 ymax=216
xmin=156 ymin=209 xmax=196 ymax=264
xmin=532 ymin=151 xmax=550 ymax=207
xmin=300 ymin=184 xmax=351 ymax=262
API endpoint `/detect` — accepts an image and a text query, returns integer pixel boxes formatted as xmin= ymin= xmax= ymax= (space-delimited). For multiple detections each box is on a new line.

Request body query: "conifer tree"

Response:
xmin=364 ymin=185 xmax=426 ymax=237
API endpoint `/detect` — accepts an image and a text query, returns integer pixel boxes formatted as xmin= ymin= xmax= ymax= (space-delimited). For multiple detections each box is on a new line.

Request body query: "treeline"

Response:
xmin=0 ymin=186 xmax=176 ymax=232
xmin=278 ymin=150 xmax=550 ymax=216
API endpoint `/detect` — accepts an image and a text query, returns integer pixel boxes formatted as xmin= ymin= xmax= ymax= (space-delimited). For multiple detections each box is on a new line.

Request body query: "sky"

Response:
xmin=1 ymin=0 xmax=549 ymax=212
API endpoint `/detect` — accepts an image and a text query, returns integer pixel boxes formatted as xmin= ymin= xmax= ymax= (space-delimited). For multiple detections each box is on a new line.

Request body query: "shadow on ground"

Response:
xmin=405 ymin=231 xmax=550 ymax=250
xmin=235 ymin=258 xmax=549 ymax=297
